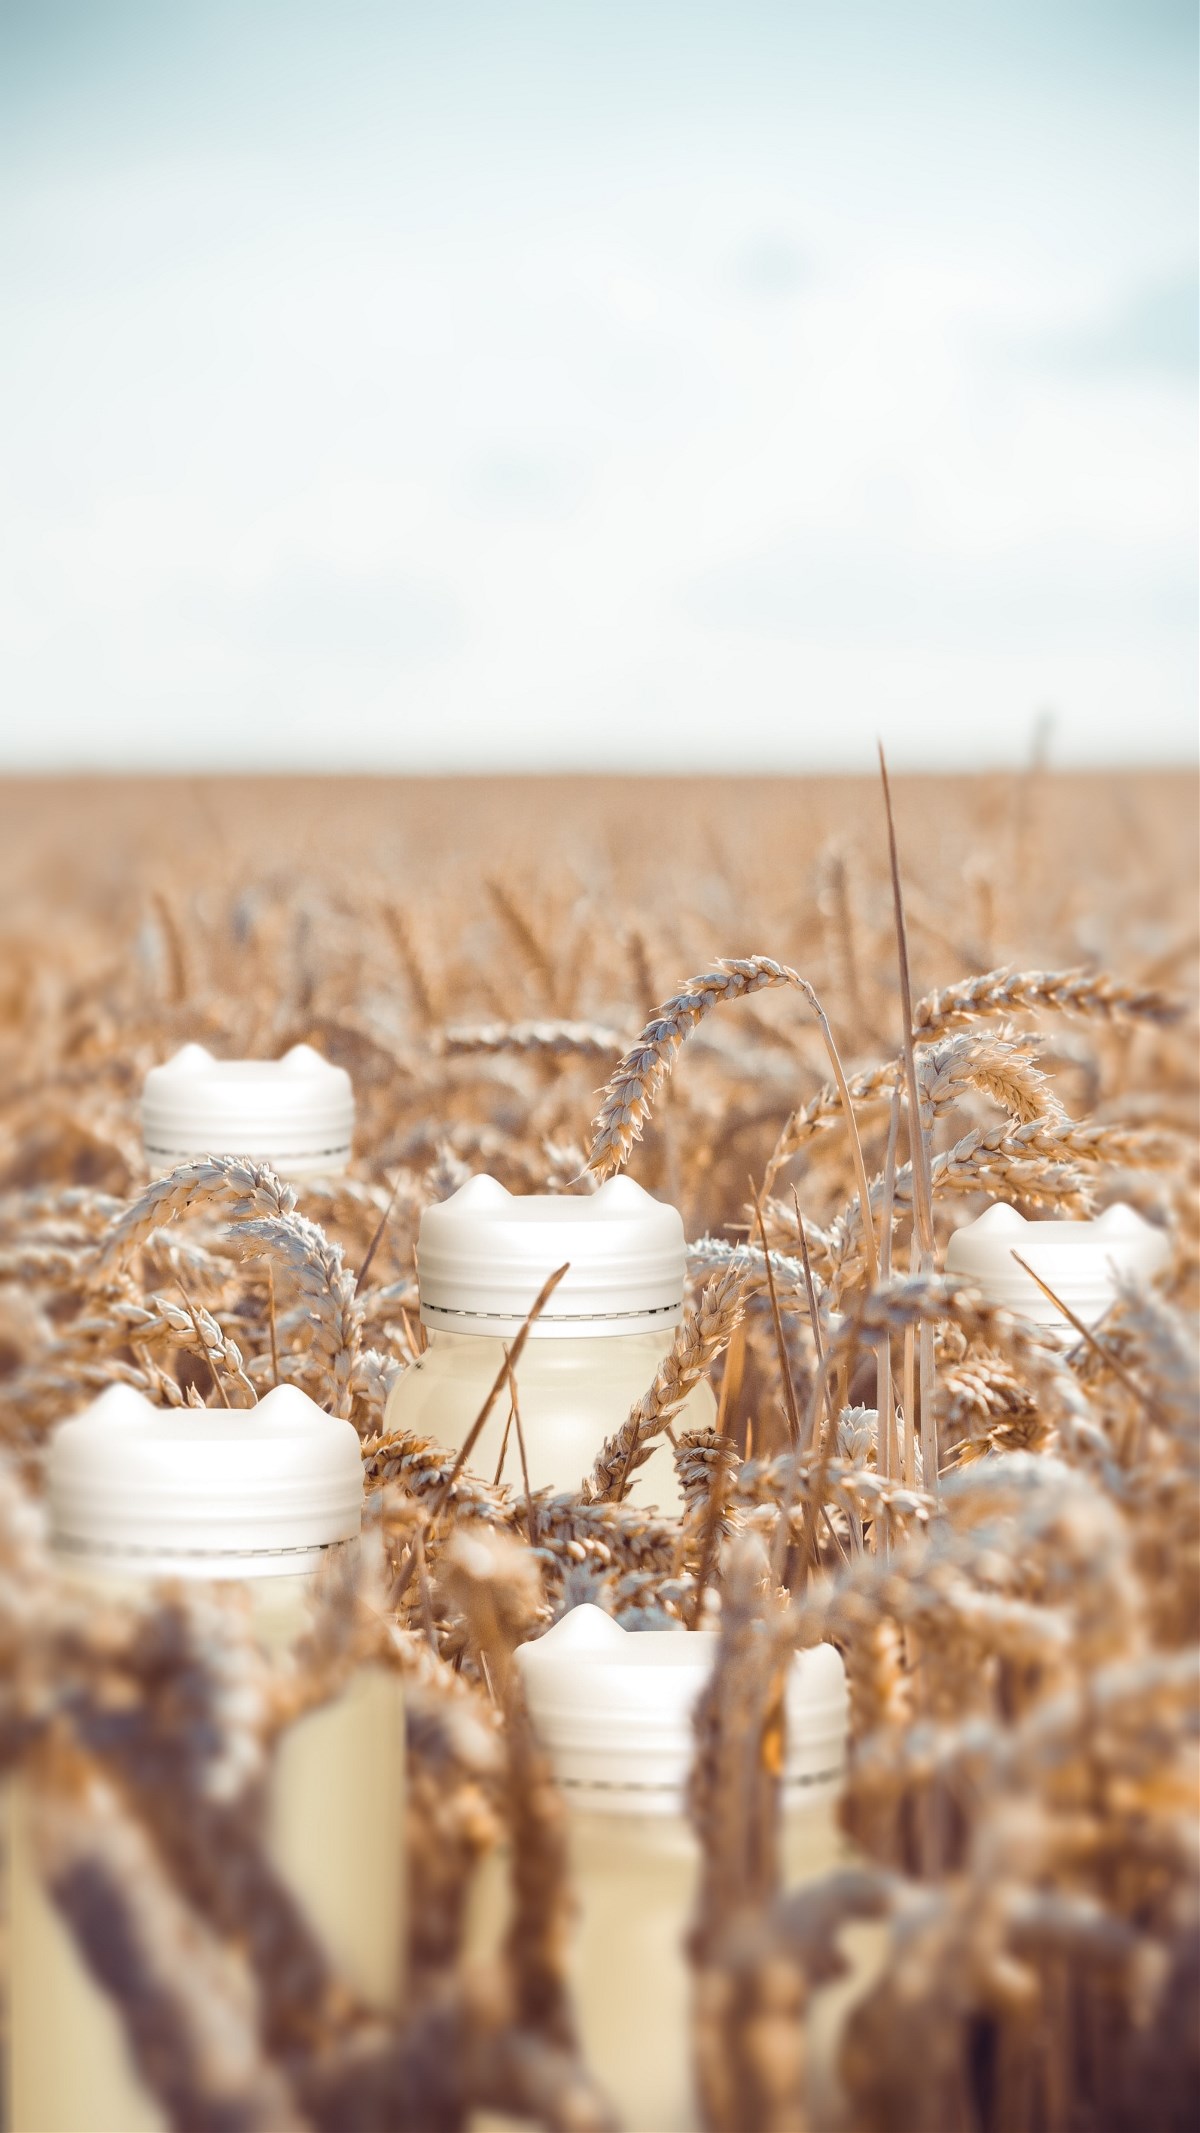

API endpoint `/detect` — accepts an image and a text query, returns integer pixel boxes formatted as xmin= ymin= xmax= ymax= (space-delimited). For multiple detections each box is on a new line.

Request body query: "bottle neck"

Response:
xmin=50 ymin=1535 xmax=354 ymax=1585
xmin=422 ymin=1323 xmax=679 ymax=1357
xmin=531 ymin=1752 xmax=847 ymax=1821
xmin=50 ymin=1555 xmax=333 ymax=1652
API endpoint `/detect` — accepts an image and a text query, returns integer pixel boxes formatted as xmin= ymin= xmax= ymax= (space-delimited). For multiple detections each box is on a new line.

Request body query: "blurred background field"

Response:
xmin=3 ymin=767 xmax=1195 ymax=946
xmin=2 ymin=764 xmax=1195 ymax=1238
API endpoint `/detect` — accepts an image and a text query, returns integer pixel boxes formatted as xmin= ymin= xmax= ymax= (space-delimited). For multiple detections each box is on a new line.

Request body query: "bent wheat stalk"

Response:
xmin=94 ymin=1160 xmax=297 ymax=1281
xmin=584 ymin=955 xmax=879 ymax=1285
xmin=878 ymin=748 xmax=939 ymax=1496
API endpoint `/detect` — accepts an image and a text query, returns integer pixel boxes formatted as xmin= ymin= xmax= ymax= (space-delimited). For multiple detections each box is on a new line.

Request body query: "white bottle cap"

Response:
xmin=48 ymin=1383 xmax=363 ymax=1579
xmin=141 ymin=1044 xmax=354 ymax=1180
xmin=516 ymin=1604 xmax=849 ymax=1816
xmin=417 ymin=1175 xmax=687 ymax=1338
xmin=944 ymin=1201 xmax=1170 ymax=1329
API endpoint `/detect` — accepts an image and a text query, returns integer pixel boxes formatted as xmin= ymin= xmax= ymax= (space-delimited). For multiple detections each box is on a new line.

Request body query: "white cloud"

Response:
xmin=0 ymin=4 xmax=1194 ymax=768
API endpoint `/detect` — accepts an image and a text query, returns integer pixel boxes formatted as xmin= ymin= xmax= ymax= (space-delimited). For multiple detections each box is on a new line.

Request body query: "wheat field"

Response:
xmin=1 ymin=767 xmax=1197 ymax=2132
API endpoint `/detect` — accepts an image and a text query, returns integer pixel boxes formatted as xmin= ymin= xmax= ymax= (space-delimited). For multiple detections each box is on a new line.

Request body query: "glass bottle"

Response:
xmin=472 ymin=1604 xmax=871 ymax=2133
xmin=7 ymin=1382 xmax=404 ymax=2133
xmin=384 ymin=1176 xmax=715 ymax=1510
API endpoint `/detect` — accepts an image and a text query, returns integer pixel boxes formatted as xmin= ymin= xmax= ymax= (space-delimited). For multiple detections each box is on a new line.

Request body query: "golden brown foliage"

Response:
xmin=0 ymin=768 xmax=1196 ymax=2131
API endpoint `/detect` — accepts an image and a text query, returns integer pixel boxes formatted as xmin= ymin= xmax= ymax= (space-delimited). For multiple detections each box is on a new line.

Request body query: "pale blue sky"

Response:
xmin=0 ymin=2 xmax=1195 ymax=769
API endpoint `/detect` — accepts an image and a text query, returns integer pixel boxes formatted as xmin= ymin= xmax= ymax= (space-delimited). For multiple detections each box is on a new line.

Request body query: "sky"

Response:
xmin=0 ymin=1 xmax=1195 ymax=772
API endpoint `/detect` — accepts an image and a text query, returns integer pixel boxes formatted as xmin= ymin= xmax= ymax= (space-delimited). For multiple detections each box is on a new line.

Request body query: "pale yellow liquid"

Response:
xmin=468 ymin=1801 xmax=883 ymax=2133
xmin=385 ymin=1328 xmax=716 ymax=1512
xmin=7 ymin=1565 xmax=405 ymax=2133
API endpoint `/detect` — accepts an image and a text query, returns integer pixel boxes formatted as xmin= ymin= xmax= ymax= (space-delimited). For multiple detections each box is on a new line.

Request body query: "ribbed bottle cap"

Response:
xmin=142 ymin=1044 xmax=354 ymax=1180
xmin=516 ymin=1605 xmax=848 ymax=1815
xmin=417 ymin=1175 xmax=687 ymax=1338
xmin=48 ymin=1383 xmax=363 ymax=1578
xmin=945 ymin=1201 xmax=1170 ymax=1329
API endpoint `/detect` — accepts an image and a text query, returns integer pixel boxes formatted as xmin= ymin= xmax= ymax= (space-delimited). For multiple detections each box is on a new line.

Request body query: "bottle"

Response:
xmin=141 ymin=1042 xmax=355 ymax=1180
xmin=383 ymin=1175 xmax=715 ymax=1509
xmin=944 ymin=1201 xmax=1170 ymax=1333
xmin=7 ymin=1382 xmax=405 ymax=2133
xmin=472 ymin=1604 xmax=863 ymax=2133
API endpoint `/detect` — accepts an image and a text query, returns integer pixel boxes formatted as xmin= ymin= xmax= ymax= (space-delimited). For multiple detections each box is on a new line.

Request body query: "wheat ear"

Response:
xmin=585 ymin=1263 xmax=747 ymax=1503
xmin=443 ymin=1020 xmax=626 ymax=1060
xmin=235 ymin=1212 xmax=362 ymax=1419
xmin=764 ymin=965 xmax=1186 ymax=1191
xmin=764 ymin=1029 xmax=1065 ymax=1192
xmin=912 ymin=966 xmax=1186 ymax=1039
xmin=585 ymin=954 xmax=878 ymax=1283
xmin=94 ymin=1160 xmax=297 ymax=1279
